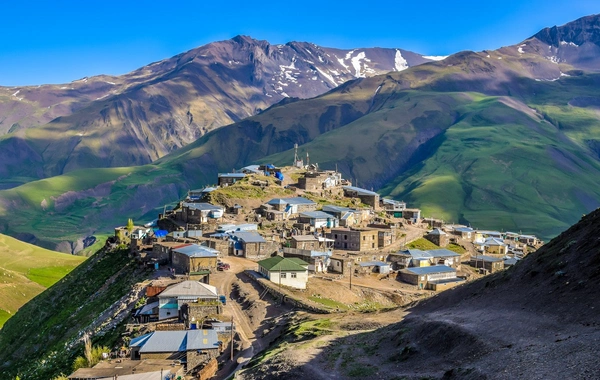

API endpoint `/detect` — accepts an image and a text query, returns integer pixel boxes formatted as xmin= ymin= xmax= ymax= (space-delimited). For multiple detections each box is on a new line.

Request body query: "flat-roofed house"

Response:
xmin=327 ymin=228 xmax=379 ymax=251
xmin=470 ymin=255 xmax=504 ymax=273
xmin=230 ymin=231 xmax=277 ymax=259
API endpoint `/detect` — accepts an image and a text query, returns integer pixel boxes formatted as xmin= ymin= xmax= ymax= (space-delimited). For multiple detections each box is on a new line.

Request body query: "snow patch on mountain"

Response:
xmin=394 ymin=50 xmax=408 ymax=71
xmin=423 ymin=55 xmax=448 ymax=61
xmin=518 ymin=44 xmax=526 ymax=54
xmin=315 ymin=66 xmax=338 ymax=87
xmin=560 ymin=41 xmax=579 ymax=47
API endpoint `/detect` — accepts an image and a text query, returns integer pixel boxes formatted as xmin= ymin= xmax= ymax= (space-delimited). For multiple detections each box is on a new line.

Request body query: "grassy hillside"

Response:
xmin=0 ymin=234 xmax=85 ymax=327
xmin=0 ymin=247 xmax=144 ymax=379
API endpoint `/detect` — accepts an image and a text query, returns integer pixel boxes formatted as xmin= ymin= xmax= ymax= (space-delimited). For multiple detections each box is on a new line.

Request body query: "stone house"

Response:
xmin=129 ymin=330 xmax=221 ymax=370
xmin=229 ymin=231 xmax=278 ymax=259
xmin=470 ymin=255 xmax=504 ymax=273
xmin=257 ymin=256 xmax=309 ymax=289
xmin=328 ymin=255 xmax=353 ymax=274
xmin=342 ymin=186 xmax=380 ymax=209
xmin=327 ymin=228 xmax=379 ymax=251
xmin=482 ymin=237 xmax=508 ymax=255
xmin=217 ymin=172 xmax=246 ymax=186
xmin=288 ymin=235 xmax=334 ymax=250
xmin=297 ymin=170 xmax=342 ymax=190
xmin=171 ymin=244 xmax=219 ymax=275
xmin=425 ymin=228 xmax=449 ymax=247
xmin=265 ymin=197 xmax=317 ymax=215
xmin=180 ymin=203 xmax=224 ymax=224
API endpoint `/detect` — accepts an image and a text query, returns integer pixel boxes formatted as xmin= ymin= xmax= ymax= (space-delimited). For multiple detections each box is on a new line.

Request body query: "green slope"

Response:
xmin=0 ymin=247 xmax=143 ymax=379
xmin=0 ymin=233 xmax=85 ymax=328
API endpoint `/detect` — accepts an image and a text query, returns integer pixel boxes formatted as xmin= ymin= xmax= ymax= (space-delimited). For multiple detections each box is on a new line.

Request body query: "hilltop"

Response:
xmin=0 ymin=233 xmax=85 ymax=327
xmin=238 ymin=208 xmax=600 ymax=379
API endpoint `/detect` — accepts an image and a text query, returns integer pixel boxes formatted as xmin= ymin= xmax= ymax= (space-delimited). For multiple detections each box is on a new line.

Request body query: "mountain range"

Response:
xmin=0 ymin=36 xmax=437 ymax=185
xmin=2 ymin=15 xmax=600 ymax=252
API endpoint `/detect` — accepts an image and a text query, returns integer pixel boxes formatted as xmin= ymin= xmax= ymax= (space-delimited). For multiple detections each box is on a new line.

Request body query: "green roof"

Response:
xmin=258 ymin=256 xmax=308 ymax=272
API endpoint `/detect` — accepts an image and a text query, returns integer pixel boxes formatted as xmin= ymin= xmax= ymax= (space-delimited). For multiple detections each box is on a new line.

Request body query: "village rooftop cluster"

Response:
xmin=69 ymin=162 xmax=543 ymax=379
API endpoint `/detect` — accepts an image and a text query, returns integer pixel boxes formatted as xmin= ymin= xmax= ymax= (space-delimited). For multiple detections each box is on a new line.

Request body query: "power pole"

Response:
xmin=230 ymin=315 xmax=234 ymax=361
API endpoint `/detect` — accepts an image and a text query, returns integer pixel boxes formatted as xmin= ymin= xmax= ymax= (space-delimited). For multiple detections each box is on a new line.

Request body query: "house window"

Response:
xmin=291 ymin=272 xmax=297 ymax=278
xmin=334 ymin=234 xmax=338 ymax=239
xmin=372 ymin=243 xmax=375 ymax=248
xmin=363 ymin=236 xmax=366 ymax=241
xmin=281 ymin=273 xmax=287 ymax=278
xmin=344 ymin=235 xmax=348 ymax=240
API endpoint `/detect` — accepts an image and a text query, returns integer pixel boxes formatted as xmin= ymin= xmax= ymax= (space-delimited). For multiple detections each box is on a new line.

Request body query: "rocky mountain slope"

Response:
xmin=0 ymin=36 xmax=435 ymax=186
xmin=239 ymin=209 xmax=600 ymax=379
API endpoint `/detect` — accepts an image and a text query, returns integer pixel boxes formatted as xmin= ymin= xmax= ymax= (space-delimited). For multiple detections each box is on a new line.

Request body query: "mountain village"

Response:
xmin=65 ymin=156 xmax=544 ymax=380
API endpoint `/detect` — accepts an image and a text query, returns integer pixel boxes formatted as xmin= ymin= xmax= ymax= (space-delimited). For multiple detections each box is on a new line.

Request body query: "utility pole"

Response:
xmin=348 ymin=262 xmax=352 ymax=290
xmin=230 ymin=315 xmax=234 ymax=361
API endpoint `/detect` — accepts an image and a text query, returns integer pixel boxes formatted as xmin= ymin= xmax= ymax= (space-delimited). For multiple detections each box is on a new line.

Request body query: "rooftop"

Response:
xmin=181 ymin=202 xmax=224 ymax=211
xmin=68 ymin=359 xmax=182 ymax=379
xmin=172 ymin=244 xmax=219 ymax=258
xmin=218 ymin=172 xmax=246 ymax=178
xmin=428 ymin=228 xmax=447 ymax=236
xmin=343 ymin=185 xmax=379 ymax=196
xmin=231 ymin=231 xmax=266 ymax=243
xmin=258 ymin=256 xmax=309 ymax=272
xmin=131 ymin=329 xmax=219 ymax=353
xmin=158 ymin=280 xmax=218 ymax=298
xmin=291 ymin=235 xmax=318 ymax=241
xmin=428 ymin=249 xmax=461 ymax=258
xmin=402 ymin=265 xmax=456 ymax=275
xmin=300 ymin=211 xmax=339 ymax=219
xmin=359 ymin=261 xmax=389 ymax=267
xmin=472 ymin=255 xmax=504 ymax=262
xmin=267 ymin=197 xmax=316 ymax=206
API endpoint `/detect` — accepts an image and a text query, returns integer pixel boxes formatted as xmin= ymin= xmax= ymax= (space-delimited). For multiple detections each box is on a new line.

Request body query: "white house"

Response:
xmin=257 ymin=256 xmax=309 ymax=289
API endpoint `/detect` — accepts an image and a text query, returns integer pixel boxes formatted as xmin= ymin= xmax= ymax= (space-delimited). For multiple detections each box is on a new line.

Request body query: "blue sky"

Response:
xmin=1 ymin=0 xmax=598 ymax=86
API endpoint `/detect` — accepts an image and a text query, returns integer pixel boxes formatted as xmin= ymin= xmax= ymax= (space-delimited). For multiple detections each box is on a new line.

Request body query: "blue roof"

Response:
xmin=300 ymin=211 xmax=338 ymax=219
xmin=218 ymin=173 xmax=246 ymax=178
xmin=172 ymin=244 xmax=219 ymax=258
xmin=154 ymin=229 xmax=168 ymax=238
xmin=359 ymin=261 xmax=389 ymax=267
xmin=231 ymin=231 xmax=266 ymax=243
xmin=343 ymin=186 xmax=379 ymax=196
xmin=403 ymin=265 xmax=456 ymax=275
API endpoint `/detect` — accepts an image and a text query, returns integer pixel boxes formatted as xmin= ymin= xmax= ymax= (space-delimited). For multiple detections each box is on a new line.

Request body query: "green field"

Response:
xmin=0 ymin=233 xmax=85 ymax=327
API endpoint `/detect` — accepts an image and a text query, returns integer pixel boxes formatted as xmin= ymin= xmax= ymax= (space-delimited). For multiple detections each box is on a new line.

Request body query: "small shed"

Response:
xmin=358 ymin=260 xmax=390 ymax=274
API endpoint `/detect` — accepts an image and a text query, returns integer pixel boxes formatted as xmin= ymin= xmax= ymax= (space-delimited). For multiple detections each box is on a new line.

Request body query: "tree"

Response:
xmin=126 ymin=218 xmax=134 ymax=233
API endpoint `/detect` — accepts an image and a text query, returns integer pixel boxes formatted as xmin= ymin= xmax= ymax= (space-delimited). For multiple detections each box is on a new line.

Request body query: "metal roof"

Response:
xmin=132 ymin=330 xmax=219 ymax=353
xmin=285 ymin=197 xmax=316 ymax=205
xmin=343 ymin=185 xmax=379 ymax=196
xmin=258 ymin=256 xmax=308 ymax=271
xmin=484 ymin=237 xmax=506 ymax=246
xmin=455 ymin=227 xmax=474 ymax=233
xmin=300 ymin=211 xmax=338 ymax=219
xmin=472 ymin=255 xmax=503 ymax=262
xmin=397 ymin=249 xmax=431 ymax=259
xmin=231 ymin=231 xmax=266 ymax=243
xmin=181 ymin=202 xmax=224 ymax=211
xmin=402 ymin=265 xmax=456 ymax=275
xmin=218 ymin=172 xmax=246 ymax=178
xmin=158 ymin=281 xmax=218 ymax=298
xmin=359 ymin=261 xmax=389 ymax=267
xmin=322 ymin=205 xmax=353 ymax=213
xmin=291 ymin=235 xmax=318 ymax=241
xmin=428 ymin=249 xmax=460 ymax=258
xmin=428 ymin=228 xmax=447 ymax=235
xmin=172 ymin=244 xmax=219 ymax=258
